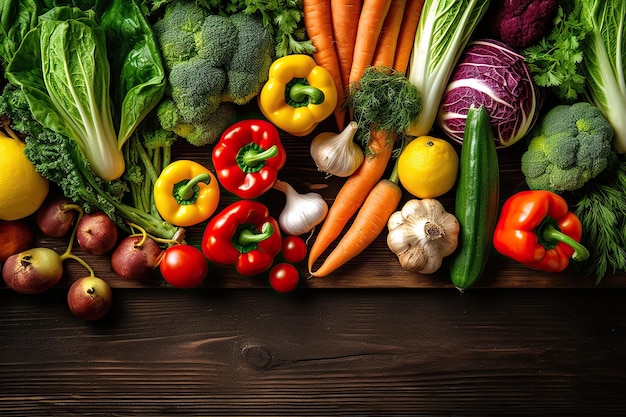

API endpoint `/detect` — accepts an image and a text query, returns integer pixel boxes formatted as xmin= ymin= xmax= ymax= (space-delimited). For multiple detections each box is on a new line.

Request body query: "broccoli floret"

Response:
xmin=196 ymin=14 xmax=238 ymax=67
xmin=521 ymin=101 xmax=614 ymax=193
xmin=141 ymin=125 xmax=178 ymax=150
xmin=180 ymin=103 xmax=237 ymax=147
xmin=156 ymin=98 xmax=190 ymax=134
xmin=223 ymin=12 xmax=273 ymax=105
xmin=152 ymin=0 xmax=209 ymax=70
xmin=168 ymin=58 xmax=226 ymax=122
xmin=156 ymin=98 xmax=236 ymax=146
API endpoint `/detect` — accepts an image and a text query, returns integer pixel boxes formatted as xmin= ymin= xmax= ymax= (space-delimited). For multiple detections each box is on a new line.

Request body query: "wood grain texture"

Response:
xmin=1 ymin=288 xmax=626 ymax=416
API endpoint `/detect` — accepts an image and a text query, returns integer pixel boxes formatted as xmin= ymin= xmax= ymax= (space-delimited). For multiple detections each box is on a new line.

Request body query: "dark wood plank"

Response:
xmin=1 ymin=288 xmax=626 ymax=416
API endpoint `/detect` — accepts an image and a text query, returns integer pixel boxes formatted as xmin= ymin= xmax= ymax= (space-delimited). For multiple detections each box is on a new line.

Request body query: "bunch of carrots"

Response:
xmin=302 ymin=0 xmax=425 ymax=278
xmin=302 ymin=0 xmax=425 ymax=130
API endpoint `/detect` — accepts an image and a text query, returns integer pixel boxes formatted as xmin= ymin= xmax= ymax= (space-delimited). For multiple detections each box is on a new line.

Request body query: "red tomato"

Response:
xmin=281 ymin=235 xmax=307 ymax=264
xmin=160 ymin=245 xmax=208 ymax=288
xmin=269 ymin=263 xmax=299 ymax=293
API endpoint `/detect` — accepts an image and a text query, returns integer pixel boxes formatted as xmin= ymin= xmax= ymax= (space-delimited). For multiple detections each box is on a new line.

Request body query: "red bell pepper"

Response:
xmin=201 ymin=200 xmax=282 ymax=276
xmin=212 ymin=119 xmax=287 ymax=199
xmin=493 ymin=190 xmax=589 ymax=272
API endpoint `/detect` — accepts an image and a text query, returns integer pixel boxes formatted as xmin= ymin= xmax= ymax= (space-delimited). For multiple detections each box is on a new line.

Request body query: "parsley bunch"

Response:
xmin=523 ymin=4 xmax=589 ymax=101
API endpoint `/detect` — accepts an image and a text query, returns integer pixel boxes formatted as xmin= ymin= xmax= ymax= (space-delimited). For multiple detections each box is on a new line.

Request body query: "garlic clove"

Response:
xmin=310 ymin=121 xmax=364 ymax=177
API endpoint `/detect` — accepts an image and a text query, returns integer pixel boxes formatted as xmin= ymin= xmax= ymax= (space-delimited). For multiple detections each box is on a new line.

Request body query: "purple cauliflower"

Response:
xmin=490 ymin=0 xmax=559 ymax=49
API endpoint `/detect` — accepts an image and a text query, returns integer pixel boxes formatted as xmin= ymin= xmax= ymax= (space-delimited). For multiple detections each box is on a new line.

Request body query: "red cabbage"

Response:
xmin=437 ymin=39 xmax=541 ymax=147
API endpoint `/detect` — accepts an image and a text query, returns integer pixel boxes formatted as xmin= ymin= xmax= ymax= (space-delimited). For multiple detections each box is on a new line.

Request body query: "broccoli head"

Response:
xmin=521 ymin=101 xmax=614 ymax=193
xmin=152 ymin=1 xmax=274 ymax=146
xmin=222 ymin=12 xmax=273 ymax=105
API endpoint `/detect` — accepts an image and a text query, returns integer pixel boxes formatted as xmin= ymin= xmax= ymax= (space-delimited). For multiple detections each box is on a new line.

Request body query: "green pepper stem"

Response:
xmin=289 ymin=82 xmax=325 ymax=105
xmin=542 ymin=224 xmax=590 ymax=262
xmin=238 ymin=222 xmax=274 ymax=246
xmin=242 ymin=144 xmax=278 ymax=168
xmin=177 ymin=173 xmax=211 ymax=201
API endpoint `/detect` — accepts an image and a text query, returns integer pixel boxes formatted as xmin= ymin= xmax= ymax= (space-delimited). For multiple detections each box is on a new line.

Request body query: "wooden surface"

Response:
xmin=1 ymin=287 xmax=626 ymax=416
xmin=3 ymin=106 xmax=626 ymax=416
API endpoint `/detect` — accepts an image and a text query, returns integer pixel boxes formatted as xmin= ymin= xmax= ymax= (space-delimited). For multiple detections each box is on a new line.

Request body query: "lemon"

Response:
xmin=0 ymin=134 xmax=49 ymax=220
xmin=397 ymin=135 xmax=459 ymax=199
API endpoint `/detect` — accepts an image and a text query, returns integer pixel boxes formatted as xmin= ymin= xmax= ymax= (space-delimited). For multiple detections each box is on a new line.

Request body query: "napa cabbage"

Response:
xmin=578 ymin=0 xmax=626 ymax=153
xmin=2 ymin=0 xmax=166 ymax=181
xmin=405 ymin=0 xmax=491 ymax=137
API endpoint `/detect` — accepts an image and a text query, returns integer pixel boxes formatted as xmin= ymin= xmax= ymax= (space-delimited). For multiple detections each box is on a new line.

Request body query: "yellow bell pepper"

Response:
xmin=154 ymin=160 xmax=220 ymax=227
xmin=258 ymin=54 xmax=338 ymax=136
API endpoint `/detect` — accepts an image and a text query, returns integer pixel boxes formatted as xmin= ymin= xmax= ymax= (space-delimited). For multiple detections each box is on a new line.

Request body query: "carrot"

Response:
xmin=347 ymin=0 xmax=393 ymax=87
xmin=309 ymin=178 xmax=402 ymax=277
xmin=302 ymin=0 xmax=346 ymax=130
xmin=392 ymin=0 xmax=425 ymax=74
xmin=371 ymin=0 xmax=408 ymax=68
xmin=307 ymin=128 xmax=394 ymax=274
xmin=308 ymin=66 xmax=420 ymax=277
xmin=331 ymin=0 xmax=362 ymax=91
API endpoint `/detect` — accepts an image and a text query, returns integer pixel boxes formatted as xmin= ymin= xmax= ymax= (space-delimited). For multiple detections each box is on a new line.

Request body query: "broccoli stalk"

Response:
xmin=123 ymin=115 xmax=177 ymax=220
xmin=0 ymin=83 xmax=182 ymax=241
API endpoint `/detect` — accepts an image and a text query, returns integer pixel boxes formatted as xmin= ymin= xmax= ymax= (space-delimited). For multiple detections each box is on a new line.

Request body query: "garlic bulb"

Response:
xmin=310 ymin=121 xmax=364 ymax=177
xmin=274 ymin=179 xmax=329 ymax=236
xmin=387 ymin=199 xmax=460 ymax=274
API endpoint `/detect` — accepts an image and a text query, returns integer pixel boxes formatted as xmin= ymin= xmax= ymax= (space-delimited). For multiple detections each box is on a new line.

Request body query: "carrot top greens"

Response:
xmin=345 ymin=66 xmax=421 ymax=153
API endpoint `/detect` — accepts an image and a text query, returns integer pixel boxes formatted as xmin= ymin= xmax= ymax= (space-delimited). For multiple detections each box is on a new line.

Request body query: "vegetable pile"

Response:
xmin=1 ymin=0 xmax=626 ymax=321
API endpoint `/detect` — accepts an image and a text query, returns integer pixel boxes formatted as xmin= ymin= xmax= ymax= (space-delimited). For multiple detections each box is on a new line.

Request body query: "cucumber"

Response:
xmin=449 ymin=105 xmax=500 ymax=291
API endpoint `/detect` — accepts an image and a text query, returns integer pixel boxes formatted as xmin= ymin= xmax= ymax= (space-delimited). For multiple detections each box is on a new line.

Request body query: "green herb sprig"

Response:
xmin=523 ymin=5 xmax=589 ymax=101
xmin=573 ymin=154 xmax=626 ymax=283
xmin=346 ymin=66 xmax=422 ymax=154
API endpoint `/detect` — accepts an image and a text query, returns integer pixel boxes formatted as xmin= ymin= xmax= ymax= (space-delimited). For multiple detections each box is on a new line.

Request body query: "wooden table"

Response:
xmin=2 ymin=117 xmax=626 ymax=416
xmin=2 ymin=287 xmax=626 ymax=416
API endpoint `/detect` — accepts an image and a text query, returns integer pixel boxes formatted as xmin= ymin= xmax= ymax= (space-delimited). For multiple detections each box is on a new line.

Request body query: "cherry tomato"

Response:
xmin=269 ymin=263 xmax=299 ymax=293
xmin=281 ymin=235 xmax=307 ymax=263
xmin=160 ymin=244 xmax=208 ymax=288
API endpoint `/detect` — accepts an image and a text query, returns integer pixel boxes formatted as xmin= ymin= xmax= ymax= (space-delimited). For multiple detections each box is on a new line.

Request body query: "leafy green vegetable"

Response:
xmin=100 ymin=0 xmax=167 ymax=146
xmin=405 ymin=0 xmax=490 ymax=137
xmin=523 ymin=5 xmax=588 ymax=101
xmin=0 ymin=0 xmax=39 ymax=67
xmin=522 ymin=0 xmax=626 ymax=153
xmin=2 ymin=0 xmax=165 ymax=181
xmin=578 ymin=0 xmax=626 ymax=153
xmin=0 ymin=82 xmax=180 ymax=240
